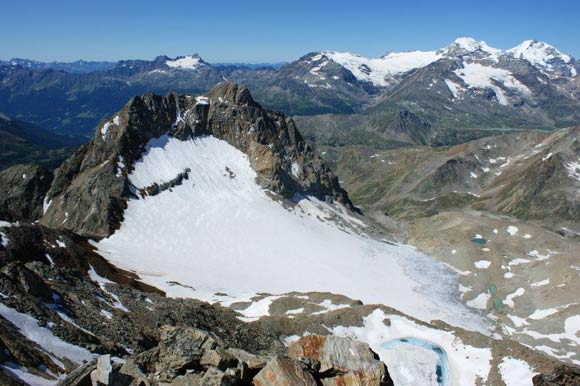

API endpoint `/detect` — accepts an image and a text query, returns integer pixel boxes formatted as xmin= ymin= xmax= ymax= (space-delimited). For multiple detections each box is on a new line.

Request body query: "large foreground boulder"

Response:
xmin=287 ymin=335 xmax=394 ymax=386
xmin=252 ymin=356 xmax=317 ymax=386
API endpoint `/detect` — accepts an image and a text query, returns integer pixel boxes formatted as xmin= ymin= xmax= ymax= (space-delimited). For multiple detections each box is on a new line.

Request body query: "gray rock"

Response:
xmin=200 ymin=367 xmax=239 ymax=386
xmin=200 ymin=347 xmax=238 ymax=370
xmin=156 ymin=326 xmax=216 ymax=380
xmin=55 ymin=361 xmax=96 ymax=386
xmin=92 ymin=355 xmax=113 ymax=385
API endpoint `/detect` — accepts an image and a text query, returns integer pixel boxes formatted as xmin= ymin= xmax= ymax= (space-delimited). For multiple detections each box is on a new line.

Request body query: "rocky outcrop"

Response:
xmin=40 ymin=82 xmax=354 ymax=238
xmin=0 ymin=164 xmax=53 ymax=221
xmin=253 ymin=356 xmax=317 ymax=386
xmin=0 ymin=222 xmax=282 ymax=385
xmin=533 ymin=365 xmax=580 ymax=386
xmin=55 ymin=331 xmax=392 ymax=386
xmin=287 ymin=335 xmax=394 ymax=386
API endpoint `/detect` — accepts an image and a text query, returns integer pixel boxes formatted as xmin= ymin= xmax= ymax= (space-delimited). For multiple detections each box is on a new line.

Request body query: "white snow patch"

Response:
xmin=509 ymin=258 xmax=531 ymax=266
xmin=466 ymin=292 xmax=491 ymax=310
xmin=565 ymin=160 xmax=580 ymax=183
xmin=311 ymin=299 xmax=350 ymax=315
xmin=88 ymin=266 xmax=129 ymax=312
xmin=507 ymin=314 xmax=529 ymax=328
xmin=444 ymin=79 xmax=463 ymax=99
xmin=528 ymin=308 xmax=560 ymax=320
xmin=507 ymin=226 xmax=519 ymax=236
xmin=0 ymin=302 xmax=94 ymax=365
xmin=474 ymin=260 xmax=491 ymax=269
xmin=165 ymin=55 xmax=204 ymax=70
xmin=530 ymin=279 xmax=550 ymax=287
xmin=527 ymin=250 xmax=550 ymax=261
xmin=43 ymin=198 xmax=52 ymax=215
xmin=1 ymin=363 xmax=56 ymax=386
xmin=291 ymin=161 xmax=300 ymax=178
xmin=195 ymin=96 xmax=209 ymax=106
xmin=454 ymin=63 xmax=530 ymax=106
xmin=504 ymin=288 xmax=525 ymax=308
xmin=236 ymin=295 xmax=281 ymax=322
xmin=498 ymin=357 xmax=536 ymax=386
xmin=322 ymin=50 xmax=441 ymax=86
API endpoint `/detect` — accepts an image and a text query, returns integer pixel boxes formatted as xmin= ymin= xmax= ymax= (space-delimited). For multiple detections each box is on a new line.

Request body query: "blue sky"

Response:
xmin=1 ymin=0 xmax=578 ymax=62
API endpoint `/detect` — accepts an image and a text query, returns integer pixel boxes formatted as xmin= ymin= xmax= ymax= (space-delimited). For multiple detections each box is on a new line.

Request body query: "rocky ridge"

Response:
xmin=38 ymin=82 xmax=352 ymax=238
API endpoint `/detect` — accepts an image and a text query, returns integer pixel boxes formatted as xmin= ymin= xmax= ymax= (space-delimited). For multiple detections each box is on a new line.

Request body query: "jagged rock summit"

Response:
xmin=39 ymin=82 xmax=353 ymax=238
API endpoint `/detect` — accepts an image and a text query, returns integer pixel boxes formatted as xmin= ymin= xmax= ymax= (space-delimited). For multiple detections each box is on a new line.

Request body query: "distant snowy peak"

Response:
xmin=315 ymin=50 xmax=441 ymax=87
xmin=507 ymin=40 xmax=577 ymax=76
xmin=165 ymin=54 xmax=207 ymax=70
xmin=438 ymin=37 xmax=502 ymax=60
xmin=301 ymin=37 xmax=577 ymax=87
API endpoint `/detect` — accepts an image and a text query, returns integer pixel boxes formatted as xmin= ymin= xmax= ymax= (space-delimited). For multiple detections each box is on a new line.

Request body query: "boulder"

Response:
xmin=226 ymin=348 xmax=268 ymax=371
xmin=253 ymin=356 xmax=317 ymax=386
xmin=288 ymin=335 xmax=393 ymax=386
xmin=91 ymin=355 xmax=113 ymax=385
xmin=156 ymin=326 xmax=217 ymax=380
xmin=200 ymin=367 xmax=240 ymax=386
xmin=200 ymin=347 xmax=238 ymax=371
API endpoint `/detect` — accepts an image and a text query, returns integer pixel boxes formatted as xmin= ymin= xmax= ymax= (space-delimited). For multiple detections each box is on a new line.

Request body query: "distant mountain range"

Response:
xmin=1 ymin=37 xmax=579 ymax=142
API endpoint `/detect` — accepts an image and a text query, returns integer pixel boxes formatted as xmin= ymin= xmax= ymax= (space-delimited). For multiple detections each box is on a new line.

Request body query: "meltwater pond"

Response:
xmin=381 ymin=338 xmax=449 ymax=386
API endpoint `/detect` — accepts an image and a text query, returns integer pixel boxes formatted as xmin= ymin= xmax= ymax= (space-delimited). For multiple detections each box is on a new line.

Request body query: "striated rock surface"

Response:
xmin=39 ymin=82 xmax=353 ymax=238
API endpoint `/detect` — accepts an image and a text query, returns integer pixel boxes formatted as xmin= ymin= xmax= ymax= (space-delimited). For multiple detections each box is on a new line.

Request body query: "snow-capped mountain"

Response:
xmin=507 ymin=39 xmax=578 ymax=77
xmin=164 ymin=53 xmax=207 ymax=70
xmin=0 ymin=37 xmax=579 ymax=137
xmin=304 ymin=37 xmax=578 ymax=86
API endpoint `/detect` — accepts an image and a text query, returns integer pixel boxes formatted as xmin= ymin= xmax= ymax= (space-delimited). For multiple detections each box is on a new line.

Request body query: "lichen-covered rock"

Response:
xmin=288 ymin=335 xmax=393 ymax=386
xmin=252 ymin=356 xmax=317 ymax=386
xmin=40 ymin=82 xmax=354 ymax=238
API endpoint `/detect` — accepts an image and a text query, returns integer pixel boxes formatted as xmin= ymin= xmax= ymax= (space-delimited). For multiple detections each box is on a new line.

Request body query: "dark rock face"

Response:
xmin=0 ymin=164 xmax=53 ymax=221
xmin=533 ymin=365 xmax=580 ymax=386
xmin=40 ymin=82 xmax=353 ymax=238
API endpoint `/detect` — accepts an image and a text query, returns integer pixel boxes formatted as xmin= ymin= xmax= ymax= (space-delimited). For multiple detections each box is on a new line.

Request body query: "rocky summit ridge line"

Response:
xmin=38 ymin=82 xmax=353 ymax=238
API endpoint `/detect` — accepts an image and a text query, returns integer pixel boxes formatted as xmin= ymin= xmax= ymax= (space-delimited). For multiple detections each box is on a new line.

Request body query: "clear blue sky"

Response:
xmin=1 ymin=0 xmax=578 ymax=63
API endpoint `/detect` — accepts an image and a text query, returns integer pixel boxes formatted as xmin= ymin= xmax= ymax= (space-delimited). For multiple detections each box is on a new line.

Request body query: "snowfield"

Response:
xmin=95 ymin=135 xmax=487 ymax=333
xmin=322 ymin=50 xmax=441 ymax=86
